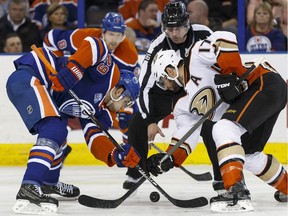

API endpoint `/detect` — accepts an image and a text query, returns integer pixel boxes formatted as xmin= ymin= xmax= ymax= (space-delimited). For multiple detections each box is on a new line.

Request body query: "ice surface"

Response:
xmin=0 ymin=165 xmax=287 ymax=216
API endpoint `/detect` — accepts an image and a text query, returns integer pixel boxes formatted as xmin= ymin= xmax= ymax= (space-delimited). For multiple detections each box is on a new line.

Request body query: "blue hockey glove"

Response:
xmin=111 ymin=144 xmax=140 ymax=168
xmin=118 ymin=108 xmax=133 ymax=130
xmin=49 ymin=60 xmax=84 ymax=92
xmin=146 ymin=153 xmax=174 ymax=176
xmin=214 ymin=73 xmax=242 ymax=103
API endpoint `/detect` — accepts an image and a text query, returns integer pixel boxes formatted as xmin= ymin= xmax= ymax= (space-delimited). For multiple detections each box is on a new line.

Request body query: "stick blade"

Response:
xmin=78 ymin=194 xmax=121 ymax=208
xmin=170 ymin=196 xmax=208 ymax=208
xmin=78 ymin=177 xmax=146 ymax=209
xmin=190 ymin=171 xmax=212 ymax=181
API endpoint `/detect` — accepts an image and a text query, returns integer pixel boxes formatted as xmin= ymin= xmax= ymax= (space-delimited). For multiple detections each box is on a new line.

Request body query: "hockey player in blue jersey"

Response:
xmin=44 ymin=12 xmax=140 ymax=145
xmin=6 ymin=36 xmax=141 ymax=214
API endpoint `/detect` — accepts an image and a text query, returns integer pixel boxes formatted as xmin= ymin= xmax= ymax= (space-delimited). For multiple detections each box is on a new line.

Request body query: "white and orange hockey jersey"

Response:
xmin=168 ymin=31 xmax=273 ymax=166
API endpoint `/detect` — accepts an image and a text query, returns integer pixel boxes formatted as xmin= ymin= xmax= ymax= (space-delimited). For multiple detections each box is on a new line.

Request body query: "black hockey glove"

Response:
xmin=146 ymin=153 xmax=174 ymax=177
xmin=214 ymin=73 xmax=242 ymax=103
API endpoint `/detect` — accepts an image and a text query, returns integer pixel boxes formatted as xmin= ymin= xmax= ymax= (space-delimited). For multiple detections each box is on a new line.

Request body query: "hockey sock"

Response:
xmin=217 ymin=143 xmax=245 ymax=189
xmin=256 ymin=154 xmax=288 ymax=195
xmin=23 ymin=117 xmax=68 ymax=185
xmin=43 ymin=141 xmax=67 ymax=185
xmin=22 ymin=138 xmax=59 ymax=186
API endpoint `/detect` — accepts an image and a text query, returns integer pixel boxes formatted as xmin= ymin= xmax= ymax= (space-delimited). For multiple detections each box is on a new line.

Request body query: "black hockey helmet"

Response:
xmin=162 ymin=1 xmax=189 ymax=28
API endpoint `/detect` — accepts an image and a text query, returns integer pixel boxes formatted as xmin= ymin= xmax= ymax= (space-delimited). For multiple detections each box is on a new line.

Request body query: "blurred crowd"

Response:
xmin=0 ymin=0 xmax=286 ymax=54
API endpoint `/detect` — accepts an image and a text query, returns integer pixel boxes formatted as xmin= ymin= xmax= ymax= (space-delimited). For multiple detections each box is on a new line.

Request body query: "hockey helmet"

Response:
xmin=102 ymin=12 xmax=126 ymax=33
xmin=161 ymin=2 xmax=189 ymax=28
xmin=115 ymin=69 xmax=140 ymax=107
xmin=151 ymin=50 xmax=183 ymax=90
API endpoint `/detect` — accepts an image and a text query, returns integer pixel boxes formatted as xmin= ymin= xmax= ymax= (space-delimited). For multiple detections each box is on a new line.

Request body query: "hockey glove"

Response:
xmin=49 ymin=60 xmax=84 ymax=92
xmin=118 ymin=108 xmax=133 ymax=130
xmin=214 ymin=73 xmax=242 ymax=103
xmin=111 ymin=144 xmax=140 ymax=168
xmin=146 ymin=153 xmax=174 ymax=177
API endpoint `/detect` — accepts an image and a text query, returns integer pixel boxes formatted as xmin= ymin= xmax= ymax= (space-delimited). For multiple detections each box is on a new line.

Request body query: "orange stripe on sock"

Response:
xmin=30 ymin=152 xmax=54 ymax=162
xmin=220 ymin=161 xmax=243 ymax=189
xmin=52 ymin=156 xmax=63 ymax=166
xmin=272 ymin=170 xmax=288 ymax=195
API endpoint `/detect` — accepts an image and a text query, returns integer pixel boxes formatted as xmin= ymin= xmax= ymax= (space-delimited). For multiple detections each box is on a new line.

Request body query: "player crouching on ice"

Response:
xmin=145 ymin=31 xmax=287 ymax=213
xmin=6 ymin=37 xmax=141 ymax=214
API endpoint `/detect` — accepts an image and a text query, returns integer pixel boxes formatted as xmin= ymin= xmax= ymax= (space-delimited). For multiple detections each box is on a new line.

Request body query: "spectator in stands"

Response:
xmin=279 ymin=0 xmax=287 ymax=50
xmin=269 ymin=0 xmax=284 ymax=24
xmin=29 ymin=0 xmax=77 ymax=29
xmin=0 ymin=0 xmax=42 ymax=52
xmin=186 ymin=0 xmax=222 ymax=31
xmin=125 ymin=26 xmax=137 ymax=44
xmin=246 ymin=0 xmax=285 ymax=26
xmin=125 ymin=0 xmax=161 ymax=52
xmin=246 ymin=0 xmax=262 ymax=25
xmin=0 ymin=0 xmax=8 ymax=18
xmin=40 ymin=3 xmax=70 ymax=40
xmin=245 ymin=1 xmax=286 ymax=52
xmin=85 ymin=5 xmax=102 ymax=28
xmin=3 ymin=33 xmax=22 ymax=53
xmin=204 ymin=0 xmax=238 ymax=34
xmin=118 ymin=0 xmax=169 ymax=21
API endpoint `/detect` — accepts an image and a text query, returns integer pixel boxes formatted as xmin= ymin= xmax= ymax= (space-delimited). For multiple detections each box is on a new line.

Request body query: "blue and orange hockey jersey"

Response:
xmin=12 ymin=36 xmax=121 ymax=166
xmin=43 ymin=28 xmax=139 ymax=72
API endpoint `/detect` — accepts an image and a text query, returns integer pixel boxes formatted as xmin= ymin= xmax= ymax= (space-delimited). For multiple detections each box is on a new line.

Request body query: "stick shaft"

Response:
xmin=31 ymin=45 xmax=57 ymax=75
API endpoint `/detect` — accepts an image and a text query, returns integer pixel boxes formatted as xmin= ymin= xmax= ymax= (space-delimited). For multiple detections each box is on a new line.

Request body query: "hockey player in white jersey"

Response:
xmin=146 ymin=31 xmax=287 ymax=212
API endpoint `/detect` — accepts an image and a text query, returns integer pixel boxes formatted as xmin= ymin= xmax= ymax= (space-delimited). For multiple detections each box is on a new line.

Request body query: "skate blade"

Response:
xmin=13 ymin=199 xmax=58 ymax=215
xmin=48 ymin=194 xmax=78 ymax=201
xmin=211 ymin=199 xmax=254 ymax=213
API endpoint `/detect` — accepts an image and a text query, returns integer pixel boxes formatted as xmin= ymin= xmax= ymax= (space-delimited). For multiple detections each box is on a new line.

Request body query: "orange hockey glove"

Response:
xmin=111 ymin=144 xmax=140 ymax=168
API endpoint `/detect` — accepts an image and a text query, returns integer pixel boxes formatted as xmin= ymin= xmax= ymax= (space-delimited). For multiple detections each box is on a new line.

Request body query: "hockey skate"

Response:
xmin=13 ymin=184 xmax=58 ymax=214
xmin=210 ymin=181 xmax=253 ymax=213
xmin=212 ymin=181 xmax=227 ymax=196
xmin=41 ymin=181 xmax=80 ymax=200
xmin=274 ymin=191 xmax=288 ymax=202
xmin=123 ymin=176 xmax=141 ymax=190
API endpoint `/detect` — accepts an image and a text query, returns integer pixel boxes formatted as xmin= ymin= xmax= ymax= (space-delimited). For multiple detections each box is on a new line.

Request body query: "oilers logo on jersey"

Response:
xmin=59 ymin=99 xmax=95 ymax=119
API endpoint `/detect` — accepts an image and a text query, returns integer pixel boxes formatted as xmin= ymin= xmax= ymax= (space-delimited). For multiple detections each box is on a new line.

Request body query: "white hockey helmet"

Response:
xmin=151 ymin=50 xmax=183 ymax=90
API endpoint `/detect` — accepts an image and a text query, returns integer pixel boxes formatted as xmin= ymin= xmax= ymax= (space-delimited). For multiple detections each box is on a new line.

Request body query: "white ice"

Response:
xmin=0 ymin=165 xmax=287 ymax=216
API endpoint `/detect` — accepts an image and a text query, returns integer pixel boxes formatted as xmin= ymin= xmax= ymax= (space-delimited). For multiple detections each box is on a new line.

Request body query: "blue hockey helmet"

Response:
xmin=116 ymin=69 xmax=140 ymax=106
xmin=102 ymin=12 xmax=126 ymax=33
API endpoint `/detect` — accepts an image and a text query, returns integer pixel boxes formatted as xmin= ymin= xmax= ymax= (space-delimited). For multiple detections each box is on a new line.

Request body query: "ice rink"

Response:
xmin=0 ymin=165 xmax=287 ymax=216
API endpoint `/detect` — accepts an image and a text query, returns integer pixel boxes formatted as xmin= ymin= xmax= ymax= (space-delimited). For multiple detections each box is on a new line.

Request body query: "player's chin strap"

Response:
xmin=175 ymin=77 xmax=183 ymax=88
xmin=106 ymin=87 xmax=124 ymax=107
xmin=170 ymin=67 xmax=183 ymax=87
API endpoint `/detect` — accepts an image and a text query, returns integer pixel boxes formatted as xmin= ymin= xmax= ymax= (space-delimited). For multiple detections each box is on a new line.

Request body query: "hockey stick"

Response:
xmin=79 ymin=177 xmax=146 ymax=208
xmin=160 ymin=57 xmax=265 ymax=164
xmin=151 ymin=143 xmax=212 ymax=181
xmin=31 ymin=45 xmax=208 ymax=208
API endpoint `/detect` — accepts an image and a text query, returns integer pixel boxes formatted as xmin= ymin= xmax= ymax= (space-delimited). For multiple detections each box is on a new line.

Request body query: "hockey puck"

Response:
xmin=150 ymin=191 xmax=160 ymax=202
